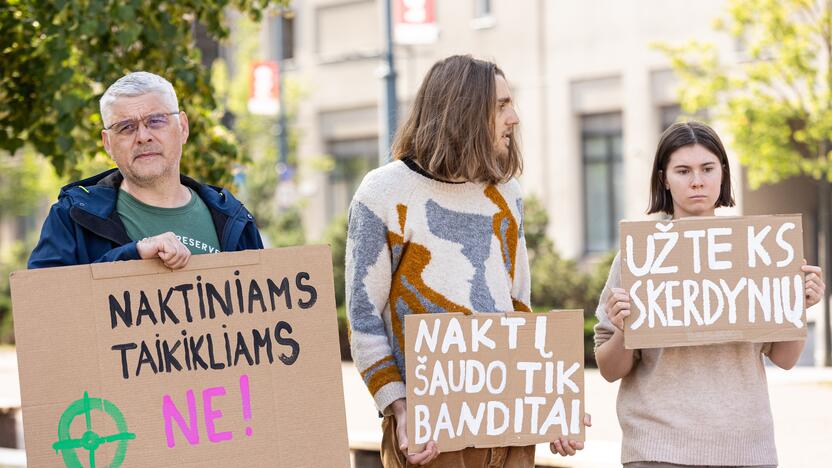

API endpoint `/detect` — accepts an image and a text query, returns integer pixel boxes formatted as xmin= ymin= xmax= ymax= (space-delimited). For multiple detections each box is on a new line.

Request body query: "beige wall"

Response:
xmin=236 ymin=0 xmax=826 ymax=363
xmin=275 ymin=0 xmax=808 ymax=259
xmin=541 ymin=0 xmax=742 ymax=258
xmin=279 ymin=0 xmax=548 ymax=240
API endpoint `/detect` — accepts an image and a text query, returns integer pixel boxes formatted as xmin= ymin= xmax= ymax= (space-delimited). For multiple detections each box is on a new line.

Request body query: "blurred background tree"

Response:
xmin=523 ymin=196 xmax=614 ymax=367
xmin=210 ymin=12 xmax=306 ymax=248
xmin=0 ymin=0 xmax=295 ymax=345
xmin=0 ymin=150 xmax=62 ymax=343
xmin=323 ymin=214 xmax=350 ymax=359
xmin=0 ymin=0 xmax=286 ymax=186
xmin=659 ymin=0 xmax=832 ymax=365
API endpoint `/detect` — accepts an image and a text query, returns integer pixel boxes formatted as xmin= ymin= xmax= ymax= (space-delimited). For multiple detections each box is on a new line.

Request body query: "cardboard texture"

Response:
xmin=10 ymin=246 xmax=350 ymax=468
xmin=620 ymin=215 xmax=806 ymax=349
xmin=404 ymin=311 xmax=585 ymax=454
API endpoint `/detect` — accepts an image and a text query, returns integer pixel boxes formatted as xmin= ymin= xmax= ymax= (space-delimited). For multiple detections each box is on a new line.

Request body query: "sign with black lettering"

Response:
xmin=11 ymin=246 xmax=349 ymax=467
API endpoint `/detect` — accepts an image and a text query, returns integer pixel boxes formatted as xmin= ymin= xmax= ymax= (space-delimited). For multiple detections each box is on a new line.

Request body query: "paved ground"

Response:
xmin=342 ymin=362 xmax=832 ymax=467
xmin=0 ymin=349 xmax=22 ymax=467
xmin=0 ymin=350 xmax=830 ymax=467
xmin=0 ymin=350 xmax=19 ymax=412
xmin=343 ymin=362 xmax=623 ymax=467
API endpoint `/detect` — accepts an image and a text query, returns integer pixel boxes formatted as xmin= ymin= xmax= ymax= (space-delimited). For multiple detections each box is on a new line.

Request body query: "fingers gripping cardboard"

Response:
xmin=620 ymin=215 xmax=806 ymax=349
xmin=10 ymin=246 xmax=350 ymax=467
xmin=404 ymin=311 xmax=585 ymax=454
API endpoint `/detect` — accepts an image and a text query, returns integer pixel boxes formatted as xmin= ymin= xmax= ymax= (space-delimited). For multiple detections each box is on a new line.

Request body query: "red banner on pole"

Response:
xmin=248 ymin=61 xmax=280 ymax=116
xmin=393 ymin=0 xmax=439 ymax=44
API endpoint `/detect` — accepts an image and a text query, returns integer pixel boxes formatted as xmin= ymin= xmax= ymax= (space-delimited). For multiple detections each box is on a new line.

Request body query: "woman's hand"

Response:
xmin=604 ymin=288 xmax=630 ymax=331
xmin=802 ymin=264 xmax=825 ymax=308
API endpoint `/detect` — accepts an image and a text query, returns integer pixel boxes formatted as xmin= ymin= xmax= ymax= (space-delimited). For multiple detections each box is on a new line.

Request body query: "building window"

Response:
xmin=471 ymin=0 xmax=496 ymax=29
xmin=475 ymin=0 xmax=492 ymax=17
xmin=659 ymin=104 xmax=681 ymax=133
xmin=582 ymin=113 xmax=623 ymax=253
xmin=326 ymin=138 xmax=378 ymax=222
xmin=659 ymin=104 xmax=709 ymax=134
xmin=315 ymin=0 xmax=378 ymax=60
xmin=271 ymin=12 xmax=295 ymax=61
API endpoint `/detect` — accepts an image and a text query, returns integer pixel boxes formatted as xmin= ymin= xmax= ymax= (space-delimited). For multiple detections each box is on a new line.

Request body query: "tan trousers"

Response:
xmin=625 ymin=463 xmax=777 ymax=468
xmin=380 ymin=415 xmax=536 ymax=468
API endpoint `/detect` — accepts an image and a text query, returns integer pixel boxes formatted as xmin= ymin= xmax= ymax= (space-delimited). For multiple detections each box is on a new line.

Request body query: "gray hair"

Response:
xmin=100 ymin=71 xmax=179 ymax=127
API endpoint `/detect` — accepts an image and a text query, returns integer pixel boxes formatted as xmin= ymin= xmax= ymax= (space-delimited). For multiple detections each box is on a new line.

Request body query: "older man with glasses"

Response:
xmin=28 ymin=71 xmax=263 ymax=269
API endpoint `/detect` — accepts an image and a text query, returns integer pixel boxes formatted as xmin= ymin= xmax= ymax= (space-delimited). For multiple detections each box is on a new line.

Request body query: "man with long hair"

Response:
xmin=346 ymin=55 xmax=586 ymax=467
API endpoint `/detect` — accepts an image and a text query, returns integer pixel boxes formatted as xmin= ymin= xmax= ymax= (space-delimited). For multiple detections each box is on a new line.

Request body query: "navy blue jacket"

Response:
xmin=28 ymin=168 xmax=264 ymax=269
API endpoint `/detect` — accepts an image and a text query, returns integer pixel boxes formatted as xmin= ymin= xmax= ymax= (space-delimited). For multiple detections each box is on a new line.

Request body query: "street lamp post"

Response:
xmin=275 ymin=9 xmax=289 ymax=171
xmin=378 ymin=0 xmax=398 ymax=165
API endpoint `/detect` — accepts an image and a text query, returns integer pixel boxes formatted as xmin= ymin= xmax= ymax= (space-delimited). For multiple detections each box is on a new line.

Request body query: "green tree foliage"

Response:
xmin=659 ymin=0 xmax=832 ymax=364
xmin=0 ymin=0 xmax=285 ymax=186
xmin=0 ymin=150 xmax=62 ymax=344
xmin=526 ymin=199 xmax=591 ymax=312
xmin=524 ymin=197 xmax=614 ymax=365
xmin=525 ymin=196 xmax=611 ymax=314
xmin=524 ymin=196 xmax=614 ymax=367
xmin=657 ymin=0 xmax=832 ymax=188
xmin=323 ymin=215 xmax=349 ymax=310
xmin=0 ymin=150 xmax=60 ymax=217
xmin=0 ymin=241 xmax=30 ymax=344
xmin=235 ymin=103 xmax=306 ymax=248
xmin=211 ymin=11 xmax=306 ymax=248
xmin=322 ymin=215 xmax=350 ymax=360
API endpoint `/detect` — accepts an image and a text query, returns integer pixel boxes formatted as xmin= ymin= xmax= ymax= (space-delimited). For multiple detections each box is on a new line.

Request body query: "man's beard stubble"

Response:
xmin=125 ymin=144 xmax=176 ymax=188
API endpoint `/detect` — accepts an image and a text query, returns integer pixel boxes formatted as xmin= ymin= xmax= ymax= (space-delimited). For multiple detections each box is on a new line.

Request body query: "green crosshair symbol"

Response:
xmin=52 ymin=391 xmax=137 ymax=468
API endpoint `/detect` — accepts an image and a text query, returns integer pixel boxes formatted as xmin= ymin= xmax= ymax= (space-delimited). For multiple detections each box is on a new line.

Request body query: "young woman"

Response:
xmin=346 ymin=55 xmax=587 ymax=467
xmin=594 ymin=121 xmax=825 ymax=468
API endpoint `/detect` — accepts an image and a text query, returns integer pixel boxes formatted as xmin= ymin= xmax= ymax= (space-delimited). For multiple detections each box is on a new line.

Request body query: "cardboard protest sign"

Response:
xmin=404 ymin=311 xmax=584 ymax=453
xmin=620 ymin=215 xmax=805 ymax=349
xmin=10 ymin=246 xmax=350 ymax=467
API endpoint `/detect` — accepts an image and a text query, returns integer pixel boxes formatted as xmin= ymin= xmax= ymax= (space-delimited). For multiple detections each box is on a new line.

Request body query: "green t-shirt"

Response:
xmin=117 ymin=188 xmax=221 ymax=255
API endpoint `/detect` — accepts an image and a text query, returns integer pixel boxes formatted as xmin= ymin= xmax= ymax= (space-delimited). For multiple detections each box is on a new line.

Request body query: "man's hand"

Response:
xmin=550 ymin=413 xmax=591 ymax=456
xmin=390 ymin=398 xmax=440 ymax=465
xmin=136 ymin=232 xmax=191 ymax=269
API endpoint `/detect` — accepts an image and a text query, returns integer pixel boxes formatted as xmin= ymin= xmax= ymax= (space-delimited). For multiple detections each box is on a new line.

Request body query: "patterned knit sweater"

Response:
xmin=345 ymin=160 xmax=531 ymax=413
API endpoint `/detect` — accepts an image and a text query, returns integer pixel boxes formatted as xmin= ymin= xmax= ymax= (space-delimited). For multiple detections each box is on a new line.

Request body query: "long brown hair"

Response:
xmin=648 ymin=121 xmax=736 ymax=215
xmin=392 ymin=55 xmax=522 ymax=184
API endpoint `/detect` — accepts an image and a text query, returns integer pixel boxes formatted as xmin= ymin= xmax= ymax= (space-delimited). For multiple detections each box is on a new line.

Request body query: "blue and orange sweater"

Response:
xmin=345 ymin=160 xmax=531 ymax=413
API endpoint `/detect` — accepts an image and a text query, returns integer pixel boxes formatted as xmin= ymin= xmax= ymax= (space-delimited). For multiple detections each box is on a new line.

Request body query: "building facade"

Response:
xmin=251 ymin=0 xmax=822 ymax=364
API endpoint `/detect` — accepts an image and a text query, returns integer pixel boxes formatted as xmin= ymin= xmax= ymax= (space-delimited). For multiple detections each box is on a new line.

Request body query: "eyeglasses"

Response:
xmin=104 ymin=112 xmax=180 ymax=136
